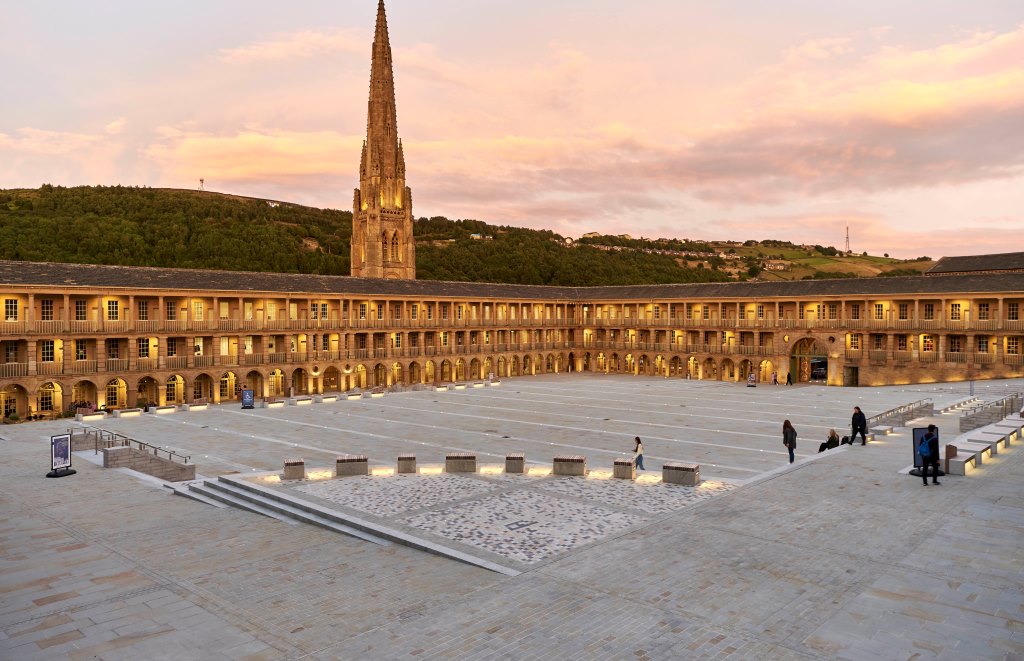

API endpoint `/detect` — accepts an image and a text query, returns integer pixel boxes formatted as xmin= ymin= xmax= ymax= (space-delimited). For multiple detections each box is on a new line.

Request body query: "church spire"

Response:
xmin=351 ymin=0 xmax=416 ymax=279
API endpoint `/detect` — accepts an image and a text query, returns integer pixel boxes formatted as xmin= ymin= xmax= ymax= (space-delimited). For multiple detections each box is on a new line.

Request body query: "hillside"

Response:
xmin=0 ymin=186 xmax=930 ymax=285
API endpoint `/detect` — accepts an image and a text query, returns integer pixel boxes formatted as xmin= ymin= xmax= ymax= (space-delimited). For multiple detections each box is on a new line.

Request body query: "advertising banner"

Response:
xmin=50 ymin=434 xmax=71 ymax=471
xmin=241 ymin=389 xmax=255 ymax=409
xmin=911 ymin=427 xmax=938 ymax=468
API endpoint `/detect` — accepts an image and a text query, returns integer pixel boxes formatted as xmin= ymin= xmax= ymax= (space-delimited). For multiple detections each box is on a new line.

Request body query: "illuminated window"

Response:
xmin=5 ymin=299 xmax=18 ymax=321
xmin=38 ymin=385 xmax=53 ymax=411
xmin=40 ymin=299 xmax=54 ymax=321
xmin=75 ymin=340 xmax=87 ymax=360
xmin=107 ymin=300 xmax=119 ymax=321
xmin=321 ymin=304 xmax=328 ymax=319
xmin=849 ymin=334 xmax=861 ymax=350
xmin=310 ymin=304 xmax=318 ymax=320
xmin=166 ymin=380 xmax=177 ymax=402
xmin=1008 ymin=337 xmax=1019 ymax=354
xmin=949 ymin=303 xmax=961 ymax=321
xmin=76 ymin=300 xmax=87 ymax=321
xmin=40 ymin=340 xmax=54 ymax=362
xmin=106 ymin=380 xmax=119 ymax=407
xmin=978 ymin=303 xmax=989 ymax=321
xmin=874 ymin=304 xmax=884 ymax=320
xmin=393 ymin=334 xmax=401 ymax=349
xmin=976 ymin=336 xmax=989 ymax=353
xmin=653 ymin=306 xmax=661 ymax=320
xmin=441 ymin=332 xmax=449 ymax=347
xmin=921 ymin=335 xmax=934 ymax=352
xmin=192 ymin=302 xmax=203 ymax=321
xmin=359 ymin=303 xmax=367 ymax=320
xmin=137 ymin=338 xmax=150 ymax=359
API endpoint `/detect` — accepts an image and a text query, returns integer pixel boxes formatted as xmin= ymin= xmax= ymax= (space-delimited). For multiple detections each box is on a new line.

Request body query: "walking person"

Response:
xmin=919 ymin=424 xmax=940 ymax=486
xmin=782 ymin=420 xmax=797 ymax=464
xmin=851 ymin=406 xmax=868 ymax=445
xmin=771 ymin=371 xmax=778 ymax=385
xmin=785 ymin=371 xmax=793 ymax=385
xmin=633 ymin=436 xmax=646 ymax=471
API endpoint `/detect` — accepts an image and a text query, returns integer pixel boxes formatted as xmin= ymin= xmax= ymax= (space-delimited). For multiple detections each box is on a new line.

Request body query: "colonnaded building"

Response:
xmin=1 ymin=0 xmax=1023 ymax=418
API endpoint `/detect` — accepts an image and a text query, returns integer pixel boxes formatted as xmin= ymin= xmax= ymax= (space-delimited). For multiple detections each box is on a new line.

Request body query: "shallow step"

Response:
xmin=189 ymin=481 xmax=298 ymax=524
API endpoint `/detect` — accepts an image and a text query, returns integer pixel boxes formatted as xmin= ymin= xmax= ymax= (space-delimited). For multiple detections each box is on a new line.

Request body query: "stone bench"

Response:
xmin=315 ymin=394 xmax=339 ymax=404
xmin=347 ymin=393 xmax=364 ymax=400
xmin=335 ymin=455 xmax=368 ymax=477
xmin=969 ymin=431 xmax=1010 ymax=452
xmin=180 ymin=403 xmax=208 ymax=412
xmin=663 ymin=462 xmax=701 ymax=486
xmin=989 ymin=422 xmax=1022 ymax=443
xmin=283 ymin=458 xmax=306 ymax=480
xmin=472 ymin=382 xmax=485 ymax=388
xmin=949 ymin=441 xmax=992 ymax=466
xmin=553 ymin=455 xmax=586 ymax=476
xmin=613 ymin=458 xmax=636 ymax=480
xmin=149 ymin=405 xmax=177 ymax=415
xmin=287 ymin=396 xmax=313 ymax=406
xmin=75 ymin=412 xmax=106 ymax=422
xmin=505 ymin=452 xmax=525 ymax=474
xmin=113 ymin=408 xmax=143 ymax=418
xmin=944 ymin=446 xmax=976 ymax=476
xmin=870 ymin=426 xmax=893 ymax=436
xmin=397 ymin=454 xmax=417 ymax=474
xmin=262 ymin=400 xmax=285 ymax=409
xmin=488 ymin=381 xmax=501 ymax=387
xmin=434 ymin=386 xmax=448 ymax=392
xmin=446 ymin=452 xmax=477 ymax=473
xmin=454 ymin=384 xmax=467 ymax=391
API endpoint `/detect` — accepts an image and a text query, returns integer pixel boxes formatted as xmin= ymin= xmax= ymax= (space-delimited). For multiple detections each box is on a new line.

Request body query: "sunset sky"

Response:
xmin=2 ymin=1 xmax=1023 ymax=258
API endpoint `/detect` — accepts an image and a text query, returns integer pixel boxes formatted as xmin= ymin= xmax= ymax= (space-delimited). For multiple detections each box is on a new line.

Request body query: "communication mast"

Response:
xmin=198 ymin=178 xmax=205 ymax=192
xmin=845 ymin=226 xmax=851 ymax=254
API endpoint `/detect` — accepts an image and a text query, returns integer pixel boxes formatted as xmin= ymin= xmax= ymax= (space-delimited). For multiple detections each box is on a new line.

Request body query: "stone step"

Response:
xmin=189 ymin=481 xmax=299 ymax=524
xmin=166 ymin=482 xmax=227 ymax=509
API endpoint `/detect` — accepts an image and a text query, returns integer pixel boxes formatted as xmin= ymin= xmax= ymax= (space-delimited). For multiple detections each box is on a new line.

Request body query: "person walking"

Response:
xmin=633 ymin=436 xmax=646 ymax=471
xmin=782 ymin=420 xmax=797 ymax=464
xmin=771 ymin=371 xmax=778 ymax=385
xmin=851 ymin=406 xmax=868 ymax=445
xmin=785 ymin=371 xmax=793 ymax=386
xmin=919 ymin=424 xmax=940 ymax=486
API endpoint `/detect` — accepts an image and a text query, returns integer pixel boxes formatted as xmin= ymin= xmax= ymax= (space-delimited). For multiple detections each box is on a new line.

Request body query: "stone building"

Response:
xmin=0 ymin=0 xmax=1021 ymax=419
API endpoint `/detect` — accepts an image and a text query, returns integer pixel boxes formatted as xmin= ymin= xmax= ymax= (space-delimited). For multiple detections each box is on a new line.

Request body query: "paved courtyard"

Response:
xmin=1 ymin=374 xmax=1022 ymax=659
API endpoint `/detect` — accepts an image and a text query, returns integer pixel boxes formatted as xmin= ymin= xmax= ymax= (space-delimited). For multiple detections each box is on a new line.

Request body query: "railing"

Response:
xmin=867 ymin=398 xmax=933 ymax=427
xmin=76 ymin=427 xmax=191 ymax=464
xmin=70 ymin=359 xmax=98 ymax=374
xmin=0 ymin=362 xmax=29 ymax=377
xmin=960 ymin=394 xmax=1023 ymax=432
xmin=37 ymin=361 xmax=64 ymax=375
xmin=167 ymin=356 xmax=189 ymax=370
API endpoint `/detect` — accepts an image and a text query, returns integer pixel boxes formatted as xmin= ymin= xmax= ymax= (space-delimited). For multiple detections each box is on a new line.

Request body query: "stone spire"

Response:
xmin=351 ymin=0 xmax=416 ymax=279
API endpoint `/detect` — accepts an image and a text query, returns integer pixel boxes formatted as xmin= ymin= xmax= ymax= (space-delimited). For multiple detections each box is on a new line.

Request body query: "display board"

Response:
xmin=241 ymin=389 xmax=255 ymax=409
xmin=51 ymin=434 xmax=71 ymax=471
xmin=911 ymin=427 xmax=938 ymax=468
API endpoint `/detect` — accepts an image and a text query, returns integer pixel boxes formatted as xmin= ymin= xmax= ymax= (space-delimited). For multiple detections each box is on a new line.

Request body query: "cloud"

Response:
xmin=219 ymin=29 xmax=362 ymax=64
xmin=105 ymin=117 xmax=127 ymax=135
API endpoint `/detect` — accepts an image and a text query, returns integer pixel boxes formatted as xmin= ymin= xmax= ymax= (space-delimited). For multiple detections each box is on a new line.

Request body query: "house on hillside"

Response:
xmin=763 ymin=260 xmax=790 ymax=272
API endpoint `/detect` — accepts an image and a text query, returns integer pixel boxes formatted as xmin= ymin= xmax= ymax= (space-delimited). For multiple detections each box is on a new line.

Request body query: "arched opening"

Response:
xmin=409 ymin=361 xmax=422 ymax=384
xmin=483 ymin=357 xmax=493 ymax=379
xmin=655 ymin=354 xmax=666 ymax=377
xmin=625 ymin=353 xmax=635 ymax=373
xmin=71 ymin=380 xmax=98 ymax=412
xmin=702 ymin=358 xmax=718 ymax=380
xmin=522 ymin=355 xmax=532 ymax=375
xmin=268 ymin=369 xmax=285 ymax=397
xmin=608 ymin=353 xmax=620 ymax=372
xmin=738 ymin=359 xmax=754 ymax=381
xmin=291 ymin=368 xmax=308 ymax=395
xmin=372 ymin=363 xmax=387 ymax=387
xmin=321 ymin=367 xmax=338 ymax=392
xmin=391 ymin=234 xmax=400 ymax=262
xmin=791 ymin=338 xmax=830 ymax=384
xmin=355 ymin=364 xmax=367 ymax=389
xmin=137 ymin=376 xmax=159 ymax=408
xmin=758 ymin=359 xmax=775 ymax=383
xmin=193 ymin=373 xmax=215 ymax=402
xmin=166 ymin=375 xmax=185 ymax=405
xmin=36 ymin=382 xmax=63 ymax=416
xmin=425 ymin=360 xmax=436 ymax=384
xmin=497 ymin=356 xmax=507 ymax=378
xmin=470 ymin=358 xmax=481 ymax=380
xmin=454 ymin=359 xmax=466 ymax=381
xmin=391 ymin=362 xmax=403 ymax=386
xmin=687 ymin=356 xmax=699 ymax=379
xmin=220 ymin=371 xmax=240 ymax=400
xmin=103 ymin=378 xmax=127 ymax=409
xmin=545 ymin=354 xmax=555 ymax=373
xmin=721 ymin=358 xmax=736 ymax=381
xmin=440 ymin=360 xmax=452 ymax=382
xmin=1 ymin=384 xmax=28 ymax=419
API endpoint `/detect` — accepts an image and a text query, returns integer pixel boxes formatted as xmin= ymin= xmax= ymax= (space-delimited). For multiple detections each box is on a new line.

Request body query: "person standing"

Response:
xmin=771 ymin=371 xmax=778 ymax=385
xmin=919 ymin=424 xmax=940 ymax=486
xmin=782 ymin=420 xmax=797 ymax=464
xmin=785 ymin=372 xmax=793 ymax=386
xmin=852 ymin=406 xmax=868 ymax=445
xmin=633 ymin=436 xmax=646 ymax=470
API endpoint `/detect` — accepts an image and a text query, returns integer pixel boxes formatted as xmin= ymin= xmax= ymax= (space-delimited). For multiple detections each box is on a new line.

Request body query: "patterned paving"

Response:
xmin=294 ymin=473 xmax=498 ymax=516
xmin=536 ymin=476 xmax=735 ymax=514
xmin=402 ymin=488 xmax=637 ymax=564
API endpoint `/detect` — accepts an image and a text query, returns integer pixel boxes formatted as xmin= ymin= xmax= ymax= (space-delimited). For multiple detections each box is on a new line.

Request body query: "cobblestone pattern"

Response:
xmin=536 ymin=476 xmax=734 ymax=514
xmin=294 ymin=472 xmax=499 ymax=516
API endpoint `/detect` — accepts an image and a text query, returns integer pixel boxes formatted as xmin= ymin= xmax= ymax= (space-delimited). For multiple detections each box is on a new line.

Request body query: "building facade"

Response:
xmin=0 ymin=262 xmax=1022 ymax=418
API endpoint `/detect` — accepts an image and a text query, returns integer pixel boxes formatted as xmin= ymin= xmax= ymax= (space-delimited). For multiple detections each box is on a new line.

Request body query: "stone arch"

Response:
xmin=372 ymin=363 xmax=387 ymax=387
xmin=545 ymin=354 xmax=555 ymax=373
xmin=608 ymin=352 xmax=620 ymax=372
xmin=1 ymin=383 xmax=28 ymax=419
xmin=758 ymin=359 xmax=775 ymax=383
xmin=470 ymin=358 xmax=481 ymax=380
xmin=702 ymin=358 xmax=718 ymax=380
xmin=454 ymin=359 xmax=466 ymax=381
xmin=321 ymin=367 xmax=339 ymax=393
xmin=408 ymin=361 xmax=422 ymax=384
xmin=738 ymin=359 xmax=754 ymax=381
xmin=166 ymin=374 xmax=186 ymax=405
xmin=103 ymin=378 xmax=127 ymax=409
xmin=221 ymin=371 xmax=241 ymax=400
xmin=522 ymin=354 xmax=532 ymax=375
xmin=36 ymin=381 xmax=64 ymax=416
xmin=137 ymin=376 xmax=160 ymax=407
xmin=497 ymin=356 xmax=507 ymax=378
xmin=669 ymin=356 xmax=683 ymax=377
xmin=687 ymin=356 xmax=699 ymax=379
xmin=355 ymin=364 xmax=368 ymax=389
xmin=391 ymin=362 xmax=403 ymax=386
xmin=440 ymin=360 xmax=453 ymax=382
xmin=71 ymin=380 xmax=98 ymax=411
xmin=425 ymin=360 xmax=436 ymax=384
xmin=790 ymin=337 xmax=830 ymax=384
xmin=193 ymin=373 xmax=215 ymax=401
xmin=721 ymin=358 xmax=736 ymax=381
xmin=268 ymin=369 xmax=285 ymax=397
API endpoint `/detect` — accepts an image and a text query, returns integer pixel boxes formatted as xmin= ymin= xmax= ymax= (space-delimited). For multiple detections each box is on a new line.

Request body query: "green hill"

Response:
xmin=0 ymin=185 xmax=929 ymax=285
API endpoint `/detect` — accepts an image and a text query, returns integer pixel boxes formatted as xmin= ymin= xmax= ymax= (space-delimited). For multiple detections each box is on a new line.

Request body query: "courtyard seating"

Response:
xmin=335 ymin=455 xmax=369 ymax=477
xmin=445 ymin=452 xmax=477 ymax=473
xmin=283 ymin=458 xmax=306 ymax=480
xmin=613 ymin=459 xmax=636 ymax=480
xmin=663 ymin=462 xmax=701 ymax=486
xmin=552 ymin=455 xmax=587 ymax=476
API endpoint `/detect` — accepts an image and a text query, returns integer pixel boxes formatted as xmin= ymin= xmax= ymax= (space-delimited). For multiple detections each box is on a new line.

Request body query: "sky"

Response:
xmin=2 ymin=0 xmax=1024 ymax=259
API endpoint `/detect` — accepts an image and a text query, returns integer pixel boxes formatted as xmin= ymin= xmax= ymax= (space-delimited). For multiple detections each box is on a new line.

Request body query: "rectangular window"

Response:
xmin=485 ymin=331 xmax=491 ymax=345
xmin=457 ymin=305 xmax=464 ymax=320
xmin=898 ymin=303 xmax=908 ymax=321
xmin=376 ymin=304 xmax=384 ymax=321
xmin=427 ymin=305 xmax=434 ymax=320
xmin=358 ymin=303 xmax=367 ymax=320
xmin=872 ymin=335 xmax=885 ymax=350
xmin=105 ymin=339 xmax=119 ymax=359
xmin=137 ymin=300 xmax=149 ymax=321
xmin=921 ymin=335 xmax=934 ymax=352
xmin=816 ymin=305 xmax=824 ymax=320
xmin=851 ymin=304 xmax=860 ymax=320
xmin=137 ymin=338 xmax=150 ymax=359
xmin=40 ymin=299 xmax=54 ymax=321
xmin=4 ymin=342 xmax=16 ymax=363
xmin=756 ymin=304 xmax=765 ymax=319
xmin=874 ymin=304 xmax=884 ymax=321
xmin=828 ymin=304 xmax=837 ymax=320
xmin=166 ymin=300 xmax=177 ymax=321
xmin=924 ymin=303 xmax=934 ymax=320
xmin=322 ymin=335 xmax=329 ymax=351
xmin=394 ymin=305 xmax=401 ymax=320
xmin=897 ymin=335 xmax=908 ymax=351
xmin=411 ymin=305 xmax=418 ymax=320
xmin=978 ymin=303 xmax=989 ymax=321
xmin=976 ymin=336 xmax=989 ymax=353
xmin=849 ymin=334 xmax=861 ymax=350
xmin=949 ymin=336 xmax=963 ymax=353
xmin=310 ymin=304 xmax=318 ymax=320
xmin=39 ymin=388 xmax=53 ymax=412
xmin=107 ymin=300 xmax=119 ymax=321
xmin=653 ymin=306 xmax=661 ymax=320
xmin=75 ymin=340 xmax=87 ymax=361
xmin=40 ymin=340 xmax=54 ymax=362
xmin=441 ymin=304 xmax=450 ymax=320
xmin=950 ymin=303 xmax=961 ymax=321
xmin=393 ymin=334 xmax=401 ymax=349
xmin=320 ymin=303 xmax=328 ymax=319
xmin=167 ymin=338 xmax=177 ymax=357
xmin=5 ymin=299 xmax=18 ymax=321
xmin=702 ymin=305 xmax=710 ymax=320
xmin=76 ymin=300 xmax=87 ymax=321
xmin=1008 ymin=303 xmax=1019 ymax=321
xmin=192 ymin=301 xmax=204 ymax=321
xmin=441 ymin=331 xmax=449 ymax=347
xmin=166 ymin=381 xmax=177 ymax=403
xmin=1008 ymin=337 xmax=1020 ymax=354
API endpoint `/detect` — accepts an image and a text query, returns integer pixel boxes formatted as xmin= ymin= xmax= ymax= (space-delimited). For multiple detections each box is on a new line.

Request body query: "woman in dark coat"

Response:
xmin=782 ymin=420 xmax=797 ymax=464
xmin=852 ymin=406 xmax=868 ymax=445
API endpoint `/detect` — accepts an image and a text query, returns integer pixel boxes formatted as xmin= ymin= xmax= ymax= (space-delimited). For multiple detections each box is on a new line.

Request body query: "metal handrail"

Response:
xmin=72 ymin=426 xmax=191 ymax=464
xmin=866 ymin=398 xmax=933 ymax=426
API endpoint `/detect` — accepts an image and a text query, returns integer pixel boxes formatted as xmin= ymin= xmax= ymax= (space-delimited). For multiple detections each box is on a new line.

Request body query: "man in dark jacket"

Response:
xmin=851 ymin=406 xmax=868 ymax=445
xmin=920 ymin=424 xmax=940 ymax=485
